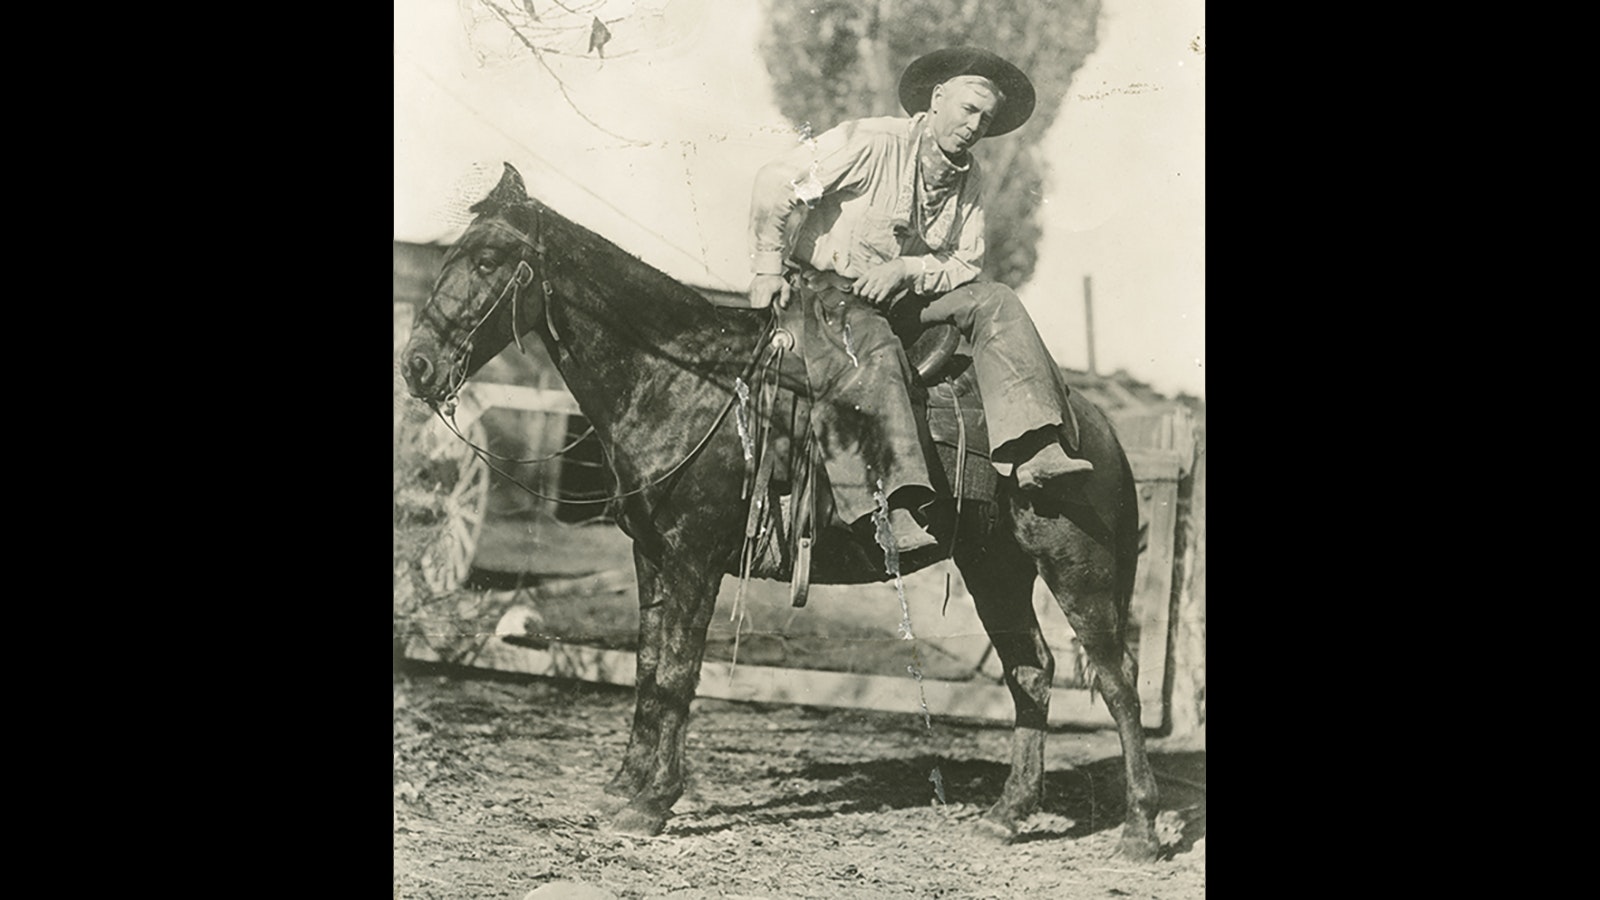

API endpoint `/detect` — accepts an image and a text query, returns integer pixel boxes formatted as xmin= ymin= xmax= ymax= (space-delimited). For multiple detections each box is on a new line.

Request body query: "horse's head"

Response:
xmin=402 ymin=163 xmax=545 ymax=407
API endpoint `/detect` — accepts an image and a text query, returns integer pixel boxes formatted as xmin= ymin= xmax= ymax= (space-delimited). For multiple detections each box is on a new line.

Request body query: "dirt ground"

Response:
xmin=392 ymin=662 xmax=1206 ymax=900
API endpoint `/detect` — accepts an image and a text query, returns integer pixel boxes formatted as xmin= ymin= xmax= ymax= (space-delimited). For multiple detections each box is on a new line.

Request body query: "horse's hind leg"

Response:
xmin=1032 ymin=524 xmax=1161 ymax=861
xmin=605 ymin=545 xmax=722 ymax=836
xmin=955 ymin=535 xmax=1055 ymax=842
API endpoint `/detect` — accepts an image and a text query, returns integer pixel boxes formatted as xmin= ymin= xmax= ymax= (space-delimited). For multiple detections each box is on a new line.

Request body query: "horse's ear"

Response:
xmin=471 ymin=163 xmax=530 ymax=214
xmin=492 ymin=163 xmax=528 ymax=201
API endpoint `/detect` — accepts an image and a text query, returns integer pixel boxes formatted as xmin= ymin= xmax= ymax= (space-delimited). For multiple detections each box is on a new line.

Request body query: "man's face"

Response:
xmin=926 ymin=79 xmax=1001 ymax=157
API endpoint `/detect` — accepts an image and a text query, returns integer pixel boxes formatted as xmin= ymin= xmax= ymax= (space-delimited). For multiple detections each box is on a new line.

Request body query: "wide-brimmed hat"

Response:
xmin=898 ymin=47 xmax=1036 ymax=137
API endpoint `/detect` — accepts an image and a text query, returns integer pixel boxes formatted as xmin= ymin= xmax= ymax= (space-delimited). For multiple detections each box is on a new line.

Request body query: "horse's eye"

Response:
xmin=475 ymin=258 xmax=497 ymax=275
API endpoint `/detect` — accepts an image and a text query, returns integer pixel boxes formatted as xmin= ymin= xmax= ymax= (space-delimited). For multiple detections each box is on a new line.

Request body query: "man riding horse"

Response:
xmin=748 ymin=47 xmax=1093 ymax=554
xmin=400 ymin=50 xmax=1159 ymax=851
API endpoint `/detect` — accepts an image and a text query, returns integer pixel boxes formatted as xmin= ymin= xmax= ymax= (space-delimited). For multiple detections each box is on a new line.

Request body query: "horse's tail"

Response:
xmin=1112 ymin=442 xmax=1141 ymax=651
xmin=1081 ymin=443 xmax=1142 ymax=709
xmin=1070 ymin=391 xmax=1144 ymax=691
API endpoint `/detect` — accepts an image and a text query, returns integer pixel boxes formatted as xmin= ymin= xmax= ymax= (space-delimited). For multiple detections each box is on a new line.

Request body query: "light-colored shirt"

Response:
xmin=748 ymin=113 xmax=987 ymax=295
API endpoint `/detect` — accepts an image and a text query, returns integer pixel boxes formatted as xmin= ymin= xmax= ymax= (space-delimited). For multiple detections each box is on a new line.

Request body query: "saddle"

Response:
xmin=733 ymin=275 xmax=996 ymax=607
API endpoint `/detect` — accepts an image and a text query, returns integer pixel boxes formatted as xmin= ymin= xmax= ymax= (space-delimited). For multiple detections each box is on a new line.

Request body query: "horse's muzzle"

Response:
xmin=403 ymin=352 xmax=450 ymax=404
xmin=406 ymin=355 xmax=434 ymax=390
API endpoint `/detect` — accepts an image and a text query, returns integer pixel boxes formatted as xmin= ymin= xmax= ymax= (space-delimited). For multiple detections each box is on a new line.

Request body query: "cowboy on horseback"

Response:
xmin=748 ymin=47 xmax=1093 ymax=553
xmin=401 ymin=70 xmax=1158 ymax=849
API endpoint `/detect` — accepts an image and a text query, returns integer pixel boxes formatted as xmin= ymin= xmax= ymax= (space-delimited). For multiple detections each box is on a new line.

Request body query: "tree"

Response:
xmin=759 ymin=0 xmax=1102 ymax=288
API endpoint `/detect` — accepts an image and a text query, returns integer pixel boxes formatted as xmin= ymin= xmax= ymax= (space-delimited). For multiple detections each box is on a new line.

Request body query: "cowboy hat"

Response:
xmin=898 ymin=47 xmax=1036 ymax=137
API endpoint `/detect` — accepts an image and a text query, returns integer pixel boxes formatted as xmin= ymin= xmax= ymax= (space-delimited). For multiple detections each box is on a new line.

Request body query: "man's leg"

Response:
xmin=917 ymin=282 xmax=1093 ymax=488
xmin=802 ymin=286 xmax=937 ymax=550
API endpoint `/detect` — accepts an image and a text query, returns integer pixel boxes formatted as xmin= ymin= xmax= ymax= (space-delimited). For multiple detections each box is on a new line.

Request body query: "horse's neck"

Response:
xmin=520 ymin=217 xmax=760 ymax=473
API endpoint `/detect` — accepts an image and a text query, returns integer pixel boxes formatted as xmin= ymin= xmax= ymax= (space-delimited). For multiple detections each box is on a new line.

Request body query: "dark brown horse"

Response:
xmin=401 ymin=163 xmax=1161 ymax=859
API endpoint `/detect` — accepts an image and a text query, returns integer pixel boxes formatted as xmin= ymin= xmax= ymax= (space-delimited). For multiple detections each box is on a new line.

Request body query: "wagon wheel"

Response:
xmin=394 ymin=300 xmax=493 ymax=596
xmin=394 ymin=411 xmax=491 ymax=596
xmin=419 ymin=418 xmax=490 ymax=594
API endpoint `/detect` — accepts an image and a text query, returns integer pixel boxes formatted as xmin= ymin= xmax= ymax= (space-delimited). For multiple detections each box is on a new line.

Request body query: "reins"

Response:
xmin=433 ymin=358 xmax=759 ymax=507
xmin=428 ymin=203 xmax=776 ymax=507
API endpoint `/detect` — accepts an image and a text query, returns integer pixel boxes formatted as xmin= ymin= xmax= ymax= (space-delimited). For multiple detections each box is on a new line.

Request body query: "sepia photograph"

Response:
xmin=394 ymin=1 xmax=1205 ymax=897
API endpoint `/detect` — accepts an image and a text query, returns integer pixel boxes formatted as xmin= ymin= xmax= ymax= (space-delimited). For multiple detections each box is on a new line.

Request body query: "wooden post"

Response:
xmin=1168 ymin=426 xmax=1206 ymax=737
xmin=1084 ymin=275 xmax=1097 ymax=376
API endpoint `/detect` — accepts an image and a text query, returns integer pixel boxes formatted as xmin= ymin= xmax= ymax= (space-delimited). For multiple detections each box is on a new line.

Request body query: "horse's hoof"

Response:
xmin=606 ymin=804 xmax=668 ymax=837
xmin=594 ymin=793 xmax=630 ymax=815
xmin=1113 ymin=832 xmax=1161 ymax=863
xmin=971 ymin=815 xmax=1018 ymax=845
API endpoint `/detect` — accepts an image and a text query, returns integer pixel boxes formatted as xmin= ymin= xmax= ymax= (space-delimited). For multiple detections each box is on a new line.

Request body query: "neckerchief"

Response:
xmin=899 ymin=122 xmax=969 ymax=253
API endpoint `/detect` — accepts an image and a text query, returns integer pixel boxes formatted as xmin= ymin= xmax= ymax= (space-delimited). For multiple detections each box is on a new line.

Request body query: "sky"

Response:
xmin=394 ymin=0 xmax=1204 ymax=398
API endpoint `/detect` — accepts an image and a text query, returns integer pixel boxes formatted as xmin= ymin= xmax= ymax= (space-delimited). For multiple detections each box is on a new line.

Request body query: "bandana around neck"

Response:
xmin=918 ymin=122 xmax=970 ymax=189
xmin=909 ymin=121 xmax=968 ymax=251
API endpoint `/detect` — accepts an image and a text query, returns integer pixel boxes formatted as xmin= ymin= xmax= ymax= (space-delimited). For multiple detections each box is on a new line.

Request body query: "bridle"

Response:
xmin=421 ymin=202 xmax=775 ymax=506
xmin=432 ymin=234 xmax=540 ymax=408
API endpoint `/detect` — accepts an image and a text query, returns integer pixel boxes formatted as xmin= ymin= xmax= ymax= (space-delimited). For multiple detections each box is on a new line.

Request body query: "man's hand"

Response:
xmin=852 ymin=258 xmax=911 ymax=308
xmin=748 ymin=274 xmax=792 ymax=309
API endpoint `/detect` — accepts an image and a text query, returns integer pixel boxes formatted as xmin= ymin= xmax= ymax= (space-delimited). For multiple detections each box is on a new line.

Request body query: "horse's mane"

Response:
xmin=470 ymin=187 xmax=733 ymax=334
xmin=460 ymin=175 xmax=765 ymax=406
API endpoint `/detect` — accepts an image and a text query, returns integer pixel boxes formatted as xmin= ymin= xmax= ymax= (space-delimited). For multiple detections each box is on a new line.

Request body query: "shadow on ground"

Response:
xmin=673 ymin=750 xmax=1206 ymax=852
xmin=396 ymin=661 xmax=1208 ymax=858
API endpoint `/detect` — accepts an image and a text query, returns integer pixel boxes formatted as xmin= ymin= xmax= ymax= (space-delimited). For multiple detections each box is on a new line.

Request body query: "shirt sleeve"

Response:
xmin=749 ymin=121 xmax=881 ymax=276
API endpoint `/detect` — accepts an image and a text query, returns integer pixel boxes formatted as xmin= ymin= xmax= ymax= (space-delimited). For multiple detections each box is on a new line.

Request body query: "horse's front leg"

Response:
xmin=603 ymin=544 xmax=668 ymax=804
xmin=606 ymin=547 xmax=723 ymax=836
